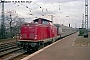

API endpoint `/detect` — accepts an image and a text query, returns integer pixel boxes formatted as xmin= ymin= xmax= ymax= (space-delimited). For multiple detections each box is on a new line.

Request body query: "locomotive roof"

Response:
xmin=33 ymin=18 xmax=52 ymax=22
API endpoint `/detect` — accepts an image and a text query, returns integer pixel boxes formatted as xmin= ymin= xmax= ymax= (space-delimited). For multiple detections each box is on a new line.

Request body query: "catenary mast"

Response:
xmin=85 ymin=0 xmax=88 ymax=31
xmin=1 ymin=0 xmax=5 ymax=39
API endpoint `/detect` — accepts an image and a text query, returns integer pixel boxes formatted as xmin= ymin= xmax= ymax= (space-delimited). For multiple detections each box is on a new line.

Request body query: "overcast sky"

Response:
xmin=0 ymin=0 xmax=90 ymax=28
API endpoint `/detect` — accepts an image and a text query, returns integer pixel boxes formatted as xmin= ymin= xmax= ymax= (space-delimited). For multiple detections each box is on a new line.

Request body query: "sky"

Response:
xmin=0 ymin=0 xmax=90 ymax=28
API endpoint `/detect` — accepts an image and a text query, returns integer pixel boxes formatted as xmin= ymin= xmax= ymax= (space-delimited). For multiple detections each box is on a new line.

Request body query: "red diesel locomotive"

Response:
xmin=18 ymin=18 xmax=61 ymax=51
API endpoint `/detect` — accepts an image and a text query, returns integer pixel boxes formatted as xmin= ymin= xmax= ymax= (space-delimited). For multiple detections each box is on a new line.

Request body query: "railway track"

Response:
xmin=0 ymin=48 xmax=27 ymax=60
xmin=0 ymin=42 xmax=16 ymax=52
xmin=0 ymin=41 xmax=27 ymax=60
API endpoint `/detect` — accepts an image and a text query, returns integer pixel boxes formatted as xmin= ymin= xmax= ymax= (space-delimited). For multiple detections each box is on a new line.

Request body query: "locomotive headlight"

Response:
xmin=35 ymin=35 xmax=37 ymax=39
xmin=20 ymin=34 xmax=22 ymax=39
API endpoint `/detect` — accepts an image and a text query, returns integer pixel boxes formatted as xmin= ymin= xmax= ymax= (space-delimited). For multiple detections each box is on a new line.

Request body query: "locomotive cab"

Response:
xmin=33 ymin=18 xmax=53 ymax=25
xmin=33 ymin=18 xmax=57 ymax=38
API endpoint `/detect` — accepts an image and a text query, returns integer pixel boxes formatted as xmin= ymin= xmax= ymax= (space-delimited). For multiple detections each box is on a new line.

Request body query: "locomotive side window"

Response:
xmin=49 ymin=22 xmax=53 ymax=25
xmin=34 ymin=21 xmax=38 ymax=24
xmin=34 ymin=20 xmax=38 ymax=24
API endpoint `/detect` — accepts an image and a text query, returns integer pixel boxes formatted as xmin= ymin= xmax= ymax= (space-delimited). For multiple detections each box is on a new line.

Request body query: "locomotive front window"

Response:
xmin=42 ymin=20 xmax=48 ymax=24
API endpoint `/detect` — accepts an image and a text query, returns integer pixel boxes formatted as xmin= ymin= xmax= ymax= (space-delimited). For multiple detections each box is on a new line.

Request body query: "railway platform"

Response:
xmin=22 ymin=32 xmax=90 ymax=60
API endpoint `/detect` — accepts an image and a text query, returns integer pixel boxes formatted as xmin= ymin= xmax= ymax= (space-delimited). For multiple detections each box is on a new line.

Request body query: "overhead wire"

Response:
xmin=12 ymin=2 xmax=44 ymax=18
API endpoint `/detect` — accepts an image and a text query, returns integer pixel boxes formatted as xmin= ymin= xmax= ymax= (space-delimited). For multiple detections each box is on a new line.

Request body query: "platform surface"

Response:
xmin=22 ymin=33 xmax=90 ymax=60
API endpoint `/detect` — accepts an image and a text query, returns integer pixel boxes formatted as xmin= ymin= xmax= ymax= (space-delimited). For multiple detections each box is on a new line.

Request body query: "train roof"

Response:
xmin=33 ymin=18 xmax=52 ymax=22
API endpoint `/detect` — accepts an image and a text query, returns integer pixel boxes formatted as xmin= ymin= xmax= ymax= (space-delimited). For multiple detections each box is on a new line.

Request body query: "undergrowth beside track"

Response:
xmin=74 ymin=33 xmax=90 ymax=47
